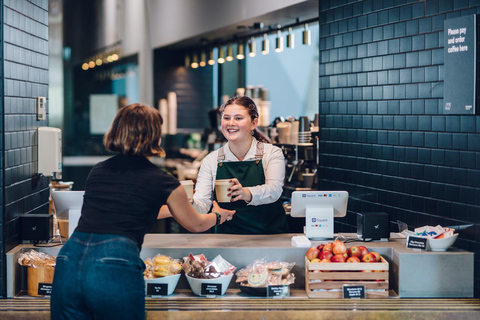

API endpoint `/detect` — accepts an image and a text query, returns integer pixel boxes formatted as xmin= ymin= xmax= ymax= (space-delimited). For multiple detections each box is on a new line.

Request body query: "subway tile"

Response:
xmin=412 ymin=35 xmax=425 ymax=51
xmin=400 ymin=37 xmax=412 ymax=52
xmin=400 ymin=100 xmax=412 ymax=114
xmin=453 ymin=134 xmax=468 ymax=150
xmin=468 ymin=134 xmax=480 ymax=151
xmin=388 ymin=100 xmax=400 ymax=114
xmin=425 ymin=132 xmax=438 ymax=147
xmin=432 ymin=149 xmax=446 ymax=165
xmin=460 ymin=116 xmax=476 ymax=133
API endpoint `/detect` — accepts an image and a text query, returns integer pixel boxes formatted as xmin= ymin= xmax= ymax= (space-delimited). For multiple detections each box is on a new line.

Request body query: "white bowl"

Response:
xmin=426 ymin=234 xmax=459 ymax=251
xmin=186 ymin=273 xmax=233 ymax=296
xmin=144 ymin=274 xmax=181 ymax=296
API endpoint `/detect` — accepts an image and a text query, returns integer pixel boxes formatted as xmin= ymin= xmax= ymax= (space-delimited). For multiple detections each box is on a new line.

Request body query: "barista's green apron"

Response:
xmin=214 ymin=142 xmax=288 ymax=234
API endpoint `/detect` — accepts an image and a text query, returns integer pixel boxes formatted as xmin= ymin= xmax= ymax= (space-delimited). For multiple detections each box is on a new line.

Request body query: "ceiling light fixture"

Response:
xmin=275 ymin=30 xmax=283 ymax=52
xmin=236 ymin=41 xmax=245 ymax=60
xmin=287 ymin=27 xmax=295 ymax=49
xmin=226 ymin=44 xmax=234 ymax=61
xmin=208 ymin=48 xmax=215 ymax=65
xmin=248 ymin=37 xmax=256 ymax=57
xmin=185 ymin=54 xmax=190 ymax=68
xmin=218 ymin=46 xmax=225 ymax=64
xmin=261 ymin=34 xmax=269 ymax=55
xmin=199 ymin=50 xmax=206 ymax=67
xmin=191 ymin=53 xmax=199 ymax=68
xmin=302 ymin=23 xmax=311 ymax=46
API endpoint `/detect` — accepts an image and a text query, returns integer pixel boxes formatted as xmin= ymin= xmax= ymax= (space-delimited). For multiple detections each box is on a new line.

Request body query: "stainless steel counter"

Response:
xmin=6 ymin=233 xmax=474 ymax=298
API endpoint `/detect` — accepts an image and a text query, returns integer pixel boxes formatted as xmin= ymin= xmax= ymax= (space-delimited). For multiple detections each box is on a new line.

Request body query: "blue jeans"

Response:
xmin=50 ymin=232 xmax=145 ymax=320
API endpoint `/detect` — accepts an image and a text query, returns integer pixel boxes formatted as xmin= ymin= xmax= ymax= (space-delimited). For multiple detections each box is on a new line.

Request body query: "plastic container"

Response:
xmin=144 ymin=274 xmax=181 ymax=296
xmin=186 ymin=273 xmax=233 ymax=296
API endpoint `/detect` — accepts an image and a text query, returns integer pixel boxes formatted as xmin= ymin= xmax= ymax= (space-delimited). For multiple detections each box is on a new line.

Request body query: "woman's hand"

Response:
xmin=212 ymin=201 xmax=236 ymax=224
xmin=227 ymin=178 xmax=252 ymax=203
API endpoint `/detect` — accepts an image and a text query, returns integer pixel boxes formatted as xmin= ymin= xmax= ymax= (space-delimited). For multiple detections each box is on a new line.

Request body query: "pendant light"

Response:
xmin=190 ymin=53 xmax=199 ymax=68
xmin=199 ymin=50 xmax=206 ymax=67
xmin=217 ymin=46 xmax=225 ymax=64
xmin=226 ymin=44 xmax=234 ymax=61
xmin=275 ymin=30 xmax=283 ymax=52
xmin=184 ymin=54 xmax=190 ymax=68
xmin=302 ymin=23 xmax=311 ymax=46
xmin=287 ymin=27 xmax=295 ymax=49
xmin=261 ymin=34 xmax=269 ymax=55
xmin=208 ymin=48 xmax=215 ymax=65
xmin=248 ymin=36 xmax=256 ymax=57
xmin=236 ymin=41 xmax=245 ymax=60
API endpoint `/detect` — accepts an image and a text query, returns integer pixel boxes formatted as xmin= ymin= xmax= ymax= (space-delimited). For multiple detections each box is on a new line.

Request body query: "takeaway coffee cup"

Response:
xmin=180 ymin=180 xmax=194 ymax=203
xmin=215 ymin=179 xmax=233 ymax=203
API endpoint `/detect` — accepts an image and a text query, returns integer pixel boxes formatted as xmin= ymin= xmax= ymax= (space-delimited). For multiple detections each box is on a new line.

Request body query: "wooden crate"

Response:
xmin=305 ymin=257 xmax=389 ymax=298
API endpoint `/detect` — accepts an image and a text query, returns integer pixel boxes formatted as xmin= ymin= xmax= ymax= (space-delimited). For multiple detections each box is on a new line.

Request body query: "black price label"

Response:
xmin=146 ymin=283 xmax=168 ymax=297
xmin=342 ymin=285 xmax=365 ymax=299
xmin=201 ymin=283 xmax=222 ymax=296
xmin=407 ymin=236 xmax=427 ymax=250
xmin=38 ymin=283 xmax=52 ymax=296
xmin=267 ymin=285 xmax=290 ymax=298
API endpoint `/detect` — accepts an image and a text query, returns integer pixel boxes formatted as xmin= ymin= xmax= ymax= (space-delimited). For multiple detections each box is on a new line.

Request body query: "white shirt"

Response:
xmin=193 ymin=138 xmax=285 ymax=213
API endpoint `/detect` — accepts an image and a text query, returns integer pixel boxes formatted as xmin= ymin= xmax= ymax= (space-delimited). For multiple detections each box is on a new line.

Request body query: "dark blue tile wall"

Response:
xmin=319 ymin=0 xmax=480 ymax=297
xmin=0 ymin=0 xmax=49 ymax=297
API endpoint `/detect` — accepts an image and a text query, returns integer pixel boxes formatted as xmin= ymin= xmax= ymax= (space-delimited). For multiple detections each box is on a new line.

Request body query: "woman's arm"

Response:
xmin=192 ymin=152 xmax=217 ymax=213
xmin=166 ymin=185 xmax=235 ymax=232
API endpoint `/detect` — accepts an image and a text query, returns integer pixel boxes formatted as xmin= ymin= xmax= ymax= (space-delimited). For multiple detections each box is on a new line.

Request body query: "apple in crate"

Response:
xmin=362 ymin=252 xmax=378 ymax=263
xmin=331 ymin=254 xmax=346 ymax=263
xmin=323 ymin=242 xmax=334 ymax=252
xmin=349 ymin=246 xmax=362 ymax=258
xmin=370 ymin=252 xmax=381 ymax=261
xmin=306 ymin=247 xmax=320 ymax=261
xmin=332 ymin=240 xmax=347 ymax=255
xmin=358 ymin=245 xmax=369 ymax=258
xmin=346 ymin=256 xmax=361 ymax=263
xmin=319 ymin=250 xmax=333 ymax=260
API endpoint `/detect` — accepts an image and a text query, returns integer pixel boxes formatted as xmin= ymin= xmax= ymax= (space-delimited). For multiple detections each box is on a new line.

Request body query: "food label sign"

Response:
xmin=201 ymin=283 xmax=221 ymax=296
xmin=342 ymin=285 xmax=365 ymax=299
xmin=38 ymin=283 xmax=52 ymax=296
xmin=146 ymin=283 xmax=168 ymax=297
xmin=267 ymin=285 xmax=290 ymax=298
xmin=443 ymin=15 xmax=477 ymax=114
xmin=407 ymin=236 xmax=427 ymax=250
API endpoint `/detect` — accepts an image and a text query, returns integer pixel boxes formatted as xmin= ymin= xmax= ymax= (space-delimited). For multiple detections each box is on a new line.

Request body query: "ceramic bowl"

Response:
xmin=426 ymin=234 xmax=459 ymax=252
xmin=186 ymin=273 xmax=233 ymax=296
xmin=144 ymin=273 xmax=181 ymax=296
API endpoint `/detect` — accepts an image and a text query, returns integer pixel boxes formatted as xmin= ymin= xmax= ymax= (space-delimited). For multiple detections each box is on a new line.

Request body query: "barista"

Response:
xmin=193 ymin=96 xmax=288 ymax=234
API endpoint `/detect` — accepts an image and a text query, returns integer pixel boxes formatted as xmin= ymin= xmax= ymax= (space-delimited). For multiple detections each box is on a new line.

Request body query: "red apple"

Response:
xmin=320 ymin=258 xmax=331 ymax=263
xmin=370 ymin=252 xmax=381 ymax=262
xmin=306 ymin=247 xmax=320 ymax=261
xmin=317 ymin=244 xmax=324 ymax=251
xmin=311 ymin=258 xmax=321 ymax=263
xmin=358 ymin=245 xmax=369 ymax=258
xmin=346 ymin=256 xmax=361 ymax=263
xmin=349 ymin=246 xmax=362 ymax=258
xmin=361 ymin=252 xmax=377 ymax=263
xmin=342 ymin=252 xmax=348 ymax=259
xmin=331 ymin=254 xmax=346 ymax=263
xmin=319 ymin=250 xmax=333 ymax=260
xmin=332 ymin=240 xmax=347 ymax=255
xmin=323 ymin=242 xmax=334 ymax=252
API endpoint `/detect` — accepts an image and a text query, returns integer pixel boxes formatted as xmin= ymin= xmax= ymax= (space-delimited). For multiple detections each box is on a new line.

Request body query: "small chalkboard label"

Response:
xmin=201 ymin=283 xmax=222 ymax=296
xmin=407 ymin=236 xmax=427 ymax=250
xmin=267 ymin=285 xmax=290 ymax=298
xmin=38 ymin=283 xmax=52 ymax=296
xmin=342 ymin=285 xmax=365 ymax=299
xmin=146 ymin=283 xmax=168 ymax=296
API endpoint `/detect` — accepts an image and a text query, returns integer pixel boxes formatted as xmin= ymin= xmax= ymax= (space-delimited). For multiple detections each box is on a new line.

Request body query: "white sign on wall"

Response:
xmin=89 ymin=94 xmax=118 ymax=134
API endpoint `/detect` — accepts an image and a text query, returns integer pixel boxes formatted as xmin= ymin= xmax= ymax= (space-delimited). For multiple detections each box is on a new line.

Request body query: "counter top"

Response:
xmin=6 ymin=233 xmax=474 ymax=298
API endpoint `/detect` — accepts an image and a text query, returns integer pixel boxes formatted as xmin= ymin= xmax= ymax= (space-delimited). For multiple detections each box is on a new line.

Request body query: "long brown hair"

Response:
xmin=104 ymin=103 xmax=166 ymax=157
xmin=220 ymin=96 xmax=271 ymax=143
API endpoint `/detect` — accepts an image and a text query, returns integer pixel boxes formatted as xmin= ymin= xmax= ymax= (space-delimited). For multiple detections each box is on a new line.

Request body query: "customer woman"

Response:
xmin=193 ymin=96 xmax=288 ymax=234
xmin=50 ymin=104 xmax=235 ymax=320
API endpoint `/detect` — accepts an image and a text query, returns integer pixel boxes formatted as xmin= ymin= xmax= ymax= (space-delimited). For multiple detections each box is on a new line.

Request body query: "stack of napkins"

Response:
xmin=414 ymin=225 xmax=455 ymax=239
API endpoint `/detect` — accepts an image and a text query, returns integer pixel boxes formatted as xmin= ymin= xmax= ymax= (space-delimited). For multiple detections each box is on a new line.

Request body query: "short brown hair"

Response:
xmin=104 ymin=103 xmax=165 ymax=157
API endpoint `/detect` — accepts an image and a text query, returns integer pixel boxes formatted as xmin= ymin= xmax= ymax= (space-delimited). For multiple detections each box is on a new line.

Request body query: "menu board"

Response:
xmin=443 ymin=15 xmax=476 ymax=115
